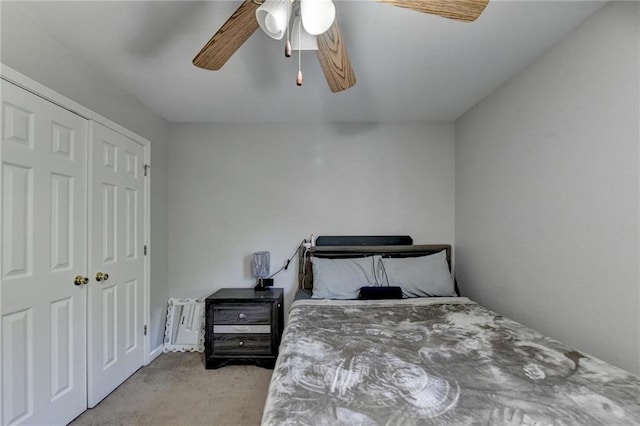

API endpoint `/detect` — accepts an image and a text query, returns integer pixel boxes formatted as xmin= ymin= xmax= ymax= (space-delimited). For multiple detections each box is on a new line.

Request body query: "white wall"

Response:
xmin=1 ymin=3 xmax=171 ymax=350
xmin=168 ymin=122 xmax=455 ymax=309
xmin=455 ymin=1 xmax=640 ymax=374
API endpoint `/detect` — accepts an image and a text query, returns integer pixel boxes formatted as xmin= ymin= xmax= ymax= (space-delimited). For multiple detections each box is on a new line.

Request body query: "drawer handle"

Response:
xmin=238 ymin=341 xmax=245 ymax=347
xmin=238 ymin=313 xmax=247 ymax=320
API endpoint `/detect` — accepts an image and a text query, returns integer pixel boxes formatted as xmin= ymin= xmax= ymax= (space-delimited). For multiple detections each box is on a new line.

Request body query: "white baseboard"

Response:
xmin=148 ymin=344 xmax=164 ymax=364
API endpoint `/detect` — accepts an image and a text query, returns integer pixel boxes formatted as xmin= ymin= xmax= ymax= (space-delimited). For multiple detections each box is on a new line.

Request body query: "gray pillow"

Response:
xmin=311 ymin=256 xmax=380 ymax=299
xmin=379 ymin=250 xmax=455 ymax=297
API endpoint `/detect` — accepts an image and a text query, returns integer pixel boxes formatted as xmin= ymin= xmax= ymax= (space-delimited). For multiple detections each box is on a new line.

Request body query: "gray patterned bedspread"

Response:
xmin=262 ymin=298 xmax=640 ymax=425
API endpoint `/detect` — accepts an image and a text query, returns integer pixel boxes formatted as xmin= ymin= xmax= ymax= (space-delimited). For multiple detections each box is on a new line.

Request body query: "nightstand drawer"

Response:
xmin=213 ymin=325 xmax=270 ymax=334
xmin=214 ymin=303 xmax=271 ymax=325
xmin=212 ymin=333 xmax=271 ymax=355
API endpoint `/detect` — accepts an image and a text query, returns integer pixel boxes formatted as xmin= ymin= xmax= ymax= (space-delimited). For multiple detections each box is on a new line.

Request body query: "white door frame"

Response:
xmin=0 ymin=64 xmax=153 ymax=366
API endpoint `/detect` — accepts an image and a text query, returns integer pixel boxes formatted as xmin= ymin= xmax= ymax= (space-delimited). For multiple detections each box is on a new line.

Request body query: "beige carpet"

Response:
xmin=70 ymin=353 xmax=273 ymax=426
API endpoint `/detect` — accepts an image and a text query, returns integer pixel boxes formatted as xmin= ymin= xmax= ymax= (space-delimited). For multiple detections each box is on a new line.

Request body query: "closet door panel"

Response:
xmin=1 ymin=80 xmax=88 ymax=425
xmin=88 ymin=121 xmax=145 ymax=408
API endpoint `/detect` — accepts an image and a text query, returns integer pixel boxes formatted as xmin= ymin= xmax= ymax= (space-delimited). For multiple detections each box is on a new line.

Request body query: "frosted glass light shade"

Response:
xmin=301 ymin=0 xmax=335 ymax=35
xmin=291 ymin=16 xmax=318 ymax=51
xmin=252 ymin=251 xmax=271 ymax=278
xmin=256 ymin=0 xmax=292 ymax=40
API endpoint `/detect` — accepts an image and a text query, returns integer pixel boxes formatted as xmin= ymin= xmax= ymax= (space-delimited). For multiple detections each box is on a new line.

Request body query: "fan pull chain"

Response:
xmin=284 ymin=12 xmax=291 ymax=58
xmin=296 ymin=16 xmax=303 ymax=86
xmin=285 ymin=41 xmax=292 ymax=58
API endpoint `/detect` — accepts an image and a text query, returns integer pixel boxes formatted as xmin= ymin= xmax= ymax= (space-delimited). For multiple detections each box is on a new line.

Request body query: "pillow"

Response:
xmin=311 ymin=256 xmax=380 ymax=299
xmin=379 ymin=250 xmax=455 ymax=297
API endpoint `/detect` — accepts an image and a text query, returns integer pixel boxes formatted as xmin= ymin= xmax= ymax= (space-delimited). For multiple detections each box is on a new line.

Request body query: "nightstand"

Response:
xmin=205 ymin=288 xmax=284 ymax=369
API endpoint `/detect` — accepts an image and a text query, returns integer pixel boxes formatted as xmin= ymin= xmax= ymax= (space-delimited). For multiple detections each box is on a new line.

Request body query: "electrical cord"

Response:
xmin=268 ymin=239 xmax=305 ymax=279
xmin=299 ymin=245 xmax=310 ymax=289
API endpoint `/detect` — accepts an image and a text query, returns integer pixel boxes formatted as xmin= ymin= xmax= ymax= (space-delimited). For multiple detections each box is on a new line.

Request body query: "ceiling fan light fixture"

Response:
xmin=291 ymin=16 xmax=318 ymax=50
xmin=300 ymin=0 xmax=336 ymax=35
xmin=256 ymin=0 xmax=292 ymax=40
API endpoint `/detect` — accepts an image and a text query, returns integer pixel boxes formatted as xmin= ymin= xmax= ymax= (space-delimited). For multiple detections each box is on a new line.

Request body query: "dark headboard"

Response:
xmin=315 ymin=235 xmax=413 ymax=246
xmin=298 ymin=242 xmax=452 ymax=291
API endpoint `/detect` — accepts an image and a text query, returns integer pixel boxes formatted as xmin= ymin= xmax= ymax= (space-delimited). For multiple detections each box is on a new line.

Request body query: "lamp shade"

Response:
xmin=256 ymin=0 xmax=292 ymax=40
xmin=291 ymin=16 xmax=318 ymax=51
xmin=252 ymin=251 xmax=271 ymax=279
xmin=300 ymin=0 xmax=335 ymax=35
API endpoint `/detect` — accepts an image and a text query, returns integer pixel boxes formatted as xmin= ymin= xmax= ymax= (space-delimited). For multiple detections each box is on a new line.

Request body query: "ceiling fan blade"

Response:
xmin=193 ymin=0 xmax=260 ymax=70
xmin=378 ymin=0 xmax=489 ymax=22
xmin=316 ymin=21 xmax=356 ymax=93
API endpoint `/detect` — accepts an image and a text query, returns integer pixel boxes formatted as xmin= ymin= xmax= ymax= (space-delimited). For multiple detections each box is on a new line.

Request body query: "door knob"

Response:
xmin=95 ymin=272 xmax=109 ymax=282
xmin=74 ymin=275 xmax=89 ymax=286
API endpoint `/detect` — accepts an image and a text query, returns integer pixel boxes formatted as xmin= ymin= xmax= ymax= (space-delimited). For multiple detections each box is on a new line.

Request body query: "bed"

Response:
xmin=261 ymin=239 xmax=640 ymax=425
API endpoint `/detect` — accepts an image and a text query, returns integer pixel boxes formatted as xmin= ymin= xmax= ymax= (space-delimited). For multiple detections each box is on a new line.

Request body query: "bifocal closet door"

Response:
xmin=1 ymin=80 xmax=88 ymax=425
xmin=88 ymin=122 xmax=145 ymax=407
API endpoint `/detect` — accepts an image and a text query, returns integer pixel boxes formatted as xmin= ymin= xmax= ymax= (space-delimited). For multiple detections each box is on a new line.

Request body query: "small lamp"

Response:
xmin=300 ymin=0 xmax=335 ymax=35
xmin=256 ymin=0 xmax=292 ymax=40
xmin=252 ymin=251 xmax=274 ymax=290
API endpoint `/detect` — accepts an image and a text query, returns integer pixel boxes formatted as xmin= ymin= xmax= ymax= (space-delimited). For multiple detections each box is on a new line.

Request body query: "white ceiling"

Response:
xmin=11 ymin=0 xmax=604 ymax=123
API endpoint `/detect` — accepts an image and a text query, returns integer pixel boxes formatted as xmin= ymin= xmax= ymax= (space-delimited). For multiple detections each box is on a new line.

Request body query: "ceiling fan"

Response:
xmin=192 ymin=0 xmax=489 ymax=93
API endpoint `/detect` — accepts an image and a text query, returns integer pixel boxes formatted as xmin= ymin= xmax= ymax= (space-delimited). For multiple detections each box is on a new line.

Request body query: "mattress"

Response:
xmin=261 ymin=297 xmax=640 ymax=425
